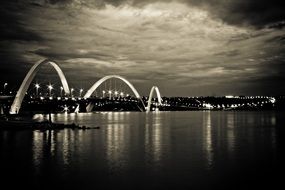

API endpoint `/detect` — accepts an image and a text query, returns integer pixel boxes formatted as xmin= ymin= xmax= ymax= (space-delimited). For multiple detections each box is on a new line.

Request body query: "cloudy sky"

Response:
xmin=1 ymin=0 xmax=285 ymax=96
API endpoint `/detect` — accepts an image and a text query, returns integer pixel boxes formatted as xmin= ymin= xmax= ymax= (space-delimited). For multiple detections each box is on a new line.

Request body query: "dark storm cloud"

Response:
xmin=0 ymin=1 xmax=44 ymax=84
xmin=0 ymin=1 xmax=43 ymax=42
xmin=97 ymin=0 xmax=285 ymax=26
xmin=26 ymin=0 xmax=285 ymax=26
xmin=132 ymin=0 xmax=285 ymax=26
xmin=183 ymin=0 xmax=285 ymax=26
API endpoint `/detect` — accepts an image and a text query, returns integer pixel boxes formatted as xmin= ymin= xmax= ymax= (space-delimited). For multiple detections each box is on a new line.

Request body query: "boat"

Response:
xmin=0 ymin=114 xmax=90 ymax=130
xmin=0 ymin=115 xmax=35 ymax=129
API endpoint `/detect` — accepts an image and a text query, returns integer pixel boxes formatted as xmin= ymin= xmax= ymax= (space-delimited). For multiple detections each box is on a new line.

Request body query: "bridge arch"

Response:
xmin=84 ymin=75 xmax=145 ymax=112
xmin=10 ymin=59 xmax=70 ymax=114
xmin=146 ymin=86 xmax=162 ymax=112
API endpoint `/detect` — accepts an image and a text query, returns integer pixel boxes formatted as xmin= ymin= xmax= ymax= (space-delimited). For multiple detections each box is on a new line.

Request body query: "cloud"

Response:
xmin=37 ymin=0 xmax=285 ymax=26
xmin=0 ymin=0 xmax=285 ymax=96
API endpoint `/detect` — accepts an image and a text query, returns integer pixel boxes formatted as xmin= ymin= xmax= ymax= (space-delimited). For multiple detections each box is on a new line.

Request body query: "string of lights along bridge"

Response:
xmin=2 ymin=59 xmax=277 ymax=115
xmin=9 ymin=59 xmax=162 ymax=114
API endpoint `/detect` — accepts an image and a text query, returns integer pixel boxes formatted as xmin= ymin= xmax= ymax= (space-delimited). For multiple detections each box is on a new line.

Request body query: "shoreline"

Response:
xmin=0 ymin=119 xmax=99 ymax=130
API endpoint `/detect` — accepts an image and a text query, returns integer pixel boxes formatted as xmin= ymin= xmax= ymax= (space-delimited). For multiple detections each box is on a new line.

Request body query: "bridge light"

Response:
xmin=71 ymin=88 xmax=74 ymax=97
xmin=79 ymin=88 xmax=83 ymax=97
xmin=48 ymin=84 xmax=53 ymax=97
xmin=48 ymin=85 xmax=53 ymax=90
xmin=3 ymin=82 xmax=8 ymax=94
xmin=269 ymin=97 xmax=276 ymax=104
xmin=60 ymin=86 xmax=63 ymax=97
xmin=120 ymin=92 xmax=124 ymax=96
xmin=63 ymin=105 xmax=68 ymax=113
xmin=108 ymin=90 xmax=112 ymax=99
xmin=35 ymin=83 xmax=40 ymax=97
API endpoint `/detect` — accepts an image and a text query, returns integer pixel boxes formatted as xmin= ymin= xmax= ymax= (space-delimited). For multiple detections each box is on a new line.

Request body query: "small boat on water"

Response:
xmin=0 ymin=114 xmax=92 ymax=130
xmin=0 ymin=115 xmax=35 ymax=128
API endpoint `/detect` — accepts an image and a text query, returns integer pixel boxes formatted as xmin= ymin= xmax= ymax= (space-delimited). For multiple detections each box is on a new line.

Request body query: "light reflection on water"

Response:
xmin=1 ymin=111 xmax=283 ymax=189
xmin=105 ymin=112 xmax=130 ymax=171
xmin=203 ymin=111 xmax=213 ymax=169
xmin=145 ymin=112 xmax=163 ymax=163
xmin=226 ymin=112 xmax=235 ymax=157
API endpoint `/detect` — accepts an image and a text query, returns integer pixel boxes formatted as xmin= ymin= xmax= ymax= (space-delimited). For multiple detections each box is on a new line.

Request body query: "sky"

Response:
xmin=0 ymin=0 xmax=285 ymax=96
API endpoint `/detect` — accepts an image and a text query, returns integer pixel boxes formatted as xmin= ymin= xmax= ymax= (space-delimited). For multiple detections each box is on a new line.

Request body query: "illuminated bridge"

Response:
xmin=9 ymin=59 xmax=163 ymax=114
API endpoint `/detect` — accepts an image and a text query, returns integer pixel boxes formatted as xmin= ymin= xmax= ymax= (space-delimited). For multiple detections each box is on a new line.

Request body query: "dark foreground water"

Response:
xmin=0 ymin=111 xmax=284 ymax=190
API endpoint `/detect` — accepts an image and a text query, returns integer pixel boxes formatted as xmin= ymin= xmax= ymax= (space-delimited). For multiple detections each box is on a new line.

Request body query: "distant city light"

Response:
xmin=203 ymin=103 xmax=213 ymax=109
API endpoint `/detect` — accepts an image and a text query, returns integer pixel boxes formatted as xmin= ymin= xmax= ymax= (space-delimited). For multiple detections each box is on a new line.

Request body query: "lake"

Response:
xmin=0 ymin=111 xmax=284 ymax=189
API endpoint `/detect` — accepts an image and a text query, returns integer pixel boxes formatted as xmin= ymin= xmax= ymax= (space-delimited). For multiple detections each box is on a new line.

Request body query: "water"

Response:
xmin=0 ymin=111 xmax=284 ymax=190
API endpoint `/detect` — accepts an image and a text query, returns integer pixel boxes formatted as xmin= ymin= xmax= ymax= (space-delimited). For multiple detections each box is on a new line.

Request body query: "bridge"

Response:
xmin=9 ymin=59 xmax=163 ymax=114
